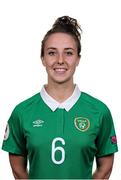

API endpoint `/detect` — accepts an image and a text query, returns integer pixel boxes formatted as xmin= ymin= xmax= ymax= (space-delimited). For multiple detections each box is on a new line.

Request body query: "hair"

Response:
xmin=41 ymin=16 xmax=82 ymax=58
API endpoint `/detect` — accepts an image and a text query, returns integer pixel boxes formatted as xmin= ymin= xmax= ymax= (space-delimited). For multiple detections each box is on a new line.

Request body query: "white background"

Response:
xmin=0 ymin=0 xmax=121 ymax=179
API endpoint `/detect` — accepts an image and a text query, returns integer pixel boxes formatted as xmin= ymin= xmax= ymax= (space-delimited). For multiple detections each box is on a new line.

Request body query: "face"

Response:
xmin=42 ymin=32 xmax=80 ymax=85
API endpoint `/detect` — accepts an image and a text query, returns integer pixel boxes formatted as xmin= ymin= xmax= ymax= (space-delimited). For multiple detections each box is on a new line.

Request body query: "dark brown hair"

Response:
xmin=41 ymin=16 xmax=82 ymax=58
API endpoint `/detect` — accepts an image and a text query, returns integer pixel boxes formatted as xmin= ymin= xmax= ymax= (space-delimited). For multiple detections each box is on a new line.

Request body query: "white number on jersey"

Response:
xmin=51 ymin=137 xmax=65 ymax=164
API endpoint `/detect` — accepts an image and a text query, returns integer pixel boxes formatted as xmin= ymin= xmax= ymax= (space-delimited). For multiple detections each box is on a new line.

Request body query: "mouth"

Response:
xmin=53 ymin=68 xmax=68 ymax=74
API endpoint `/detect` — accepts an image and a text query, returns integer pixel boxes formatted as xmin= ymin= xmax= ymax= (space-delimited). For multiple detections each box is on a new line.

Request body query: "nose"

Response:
xmin=57 ymin=54 xmax=64 ymax=64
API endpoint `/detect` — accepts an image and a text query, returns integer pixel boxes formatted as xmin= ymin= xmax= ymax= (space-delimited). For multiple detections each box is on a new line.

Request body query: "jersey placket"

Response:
xmin=56 ymin=108 xmax=65 ymax=137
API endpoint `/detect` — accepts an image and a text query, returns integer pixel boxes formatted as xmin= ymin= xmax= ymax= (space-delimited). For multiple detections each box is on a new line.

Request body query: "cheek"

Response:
xmin=42 ymin=58 xmax=55 ymax=68
xmin=66 ymin=58 xmax=79 ymax=68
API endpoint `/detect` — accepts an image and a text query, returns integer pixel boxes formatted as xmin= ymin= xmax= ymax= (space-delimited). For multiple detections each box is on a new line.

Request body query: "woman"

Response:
xmin=2 ymin=16 xmax=118 ymax=179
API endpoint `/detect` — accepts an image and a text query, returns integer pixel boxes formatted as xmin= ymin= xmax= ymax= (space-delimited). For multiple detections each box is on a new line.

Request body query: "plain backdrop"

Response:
xmin=0 ymin=0 xmax=121 ymax=179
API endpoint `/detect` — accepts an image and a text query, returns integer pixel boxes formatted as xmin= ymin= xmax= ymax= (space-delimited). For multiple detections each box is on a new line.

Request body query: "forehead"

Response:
xmin=44 ymin=32 xmax=77 ymax=49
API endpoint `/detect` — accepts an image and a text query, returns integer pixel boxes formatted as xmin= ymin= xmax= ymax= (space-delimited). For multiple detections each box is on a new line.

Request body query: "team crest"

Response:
xmin=74 ymin=117 xmax=90 ymax=132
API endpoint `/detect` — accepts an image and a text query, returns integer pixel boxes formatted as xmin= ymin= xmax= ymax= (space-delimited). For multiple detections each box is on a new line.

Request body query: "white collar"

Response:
xmin=40 ymin=85 xmax=81 ymax=112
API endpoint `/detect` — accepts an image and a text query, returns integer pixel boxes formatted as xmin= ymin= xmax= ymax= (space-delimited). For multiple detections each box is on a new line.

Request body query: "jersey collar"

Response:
xmin=40 ymin=85 xmax=81 ymax=112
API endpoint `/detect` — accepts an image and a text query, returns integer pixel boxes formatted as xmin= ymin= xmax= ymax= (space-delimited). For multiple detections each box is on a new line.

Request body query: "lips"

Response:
xmin=53 ymin=67 xmax=67 ymax=73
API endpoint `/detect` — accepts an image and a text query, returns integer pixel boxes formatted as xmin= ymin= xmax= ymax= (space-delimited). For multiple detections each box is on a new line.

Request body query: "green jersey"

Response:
xmin=2 ymin=86 xmax=118 ymax=179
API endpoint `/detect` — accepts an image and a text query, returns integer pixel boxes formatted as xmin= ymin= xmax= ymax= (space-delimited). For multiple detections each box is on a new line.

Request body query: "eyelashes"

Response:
xmin=47 ymin=51 xmax=74 ymax=56
xmin=48 ymin=51 xmax=56 ymax=56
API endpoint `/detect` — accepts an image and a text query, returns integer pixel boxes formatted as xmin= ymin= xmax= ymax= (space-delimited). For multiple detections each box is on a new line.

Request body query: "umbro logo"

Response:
xmin=33 ymin=119 xmax=44 ymax=127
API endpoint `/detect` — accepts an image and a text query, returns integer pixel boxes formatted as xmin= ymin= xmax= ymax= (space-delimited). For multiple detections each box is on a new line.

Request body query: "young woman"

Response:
xmin=2 ymin=16 xmax=118 ymax=179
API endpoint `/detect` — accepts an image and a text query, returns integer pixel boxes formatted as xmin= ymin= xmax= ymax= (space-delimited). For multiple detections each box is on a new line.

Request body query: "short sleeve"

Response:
xmin=96 ymin=105 xmax=118 ymax=157
xmin=2 ymin=106 xmax=27 ymax=156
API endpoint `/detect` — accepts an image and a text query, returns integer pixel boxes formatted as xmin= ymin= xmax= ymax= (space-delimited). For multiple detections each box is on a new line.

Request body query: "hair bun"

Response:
xmin=53 ymin=16 xmax=82 ymax=40
xmin=54 ymin=16 xmax=77 ymax=26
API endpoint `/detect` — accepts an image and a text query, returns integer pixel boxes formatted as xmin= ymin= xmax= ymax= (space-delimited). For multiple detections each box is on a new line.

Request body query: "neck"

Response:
xmin=45 ymin=81 xmax=75 ymax=103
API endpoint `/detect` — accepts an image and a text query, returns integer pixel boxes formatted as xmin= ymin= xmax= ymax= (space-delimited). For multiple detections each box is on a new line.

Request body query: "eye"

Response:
xmin=66 ymin=51 xmax=73 ymax=56
xmin=48 ymin=51 xmax=56 ymax=56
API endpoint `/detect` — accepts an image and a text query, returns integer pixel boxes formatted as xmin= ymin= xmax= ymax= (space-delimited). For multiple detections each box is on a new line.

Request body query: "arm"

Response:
xmin=93 ymin=154 xmax=114 ymax=179
xmin=9 ymin=153 xmax=28 ymax=179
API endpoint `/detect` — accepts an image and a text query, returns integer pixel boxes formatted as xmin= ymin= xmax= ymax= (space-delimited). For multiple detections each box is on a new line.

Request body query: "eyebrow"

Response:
xmin=46 ymin=47 xmax=75 ymax=51
xmin=47 ymin=47 xmax=56 ymax=50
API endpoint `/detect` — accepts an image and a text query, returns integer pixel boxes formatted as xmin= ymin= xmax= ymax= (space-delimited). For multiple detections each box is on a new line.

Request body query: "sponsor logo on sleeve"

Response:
xmin=4 ymin=123 xmax=10 ymax=140
xmin=111 ymin=135 xmax=117 ymax=144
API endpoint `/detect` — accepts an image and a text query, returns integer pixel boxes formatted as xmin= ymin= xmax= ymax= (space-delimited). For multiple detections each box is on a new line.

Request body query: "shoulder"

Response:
xmin=80 ymin=92 xmax=110 ymax=114
xmin=13 ymin=92 xmax=40 ymax=115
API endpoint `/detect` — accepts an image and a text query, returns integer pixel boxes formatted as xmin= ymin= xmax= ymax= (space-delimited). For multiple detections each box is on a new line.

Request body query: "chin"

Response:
xmin=52 ymin=77 xmax=72 ymax=84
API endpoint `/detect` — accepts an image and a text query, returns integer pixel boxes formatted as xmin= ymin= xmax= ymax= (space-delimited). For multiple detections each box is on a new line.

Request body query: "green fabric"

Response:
xmin=2 ymin=92 xmax=118 ymax=179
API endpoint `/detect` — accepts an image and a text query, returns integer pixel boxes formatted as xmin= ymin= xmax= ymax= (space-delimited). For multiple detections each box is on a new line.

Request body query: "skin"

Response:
xmin=9 ymin=32 xmax=114 ymax=179
xmin=93 ymin=154 xmax=114 ymax=179
xmin=9 ymin=153 xmax=28 ymax=179
xmin=42 ymin=32 xmax=80 ymax=102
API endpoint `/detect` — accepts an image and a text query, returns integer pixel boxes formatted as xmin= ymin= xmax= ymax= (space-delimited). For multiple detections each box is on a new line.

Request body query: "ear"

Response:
xmin=41 ymin=57 xmax=46 ymax=67
xmin=76 ymin=55 xmax=81 ymax=66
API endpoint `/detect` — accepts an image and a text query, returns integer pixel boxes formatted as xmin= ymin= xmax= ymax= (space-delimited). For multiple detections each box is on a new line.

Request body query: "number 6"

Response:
xmin=51 ymin=137 xmax=65 ymax=164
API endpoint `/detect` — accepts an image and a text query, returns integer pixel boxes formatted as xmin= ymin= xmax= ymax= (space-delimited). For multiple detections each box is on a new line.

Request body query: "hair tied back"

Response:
xmin=53 ymin=16 xmax=82 ymax=40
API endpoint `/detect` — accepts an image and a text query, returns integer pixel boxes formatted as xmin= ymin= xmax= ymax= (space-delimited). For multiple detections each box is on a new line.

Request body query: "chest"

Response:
xmin=23 ymin=109 xmax=100 ymax=152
